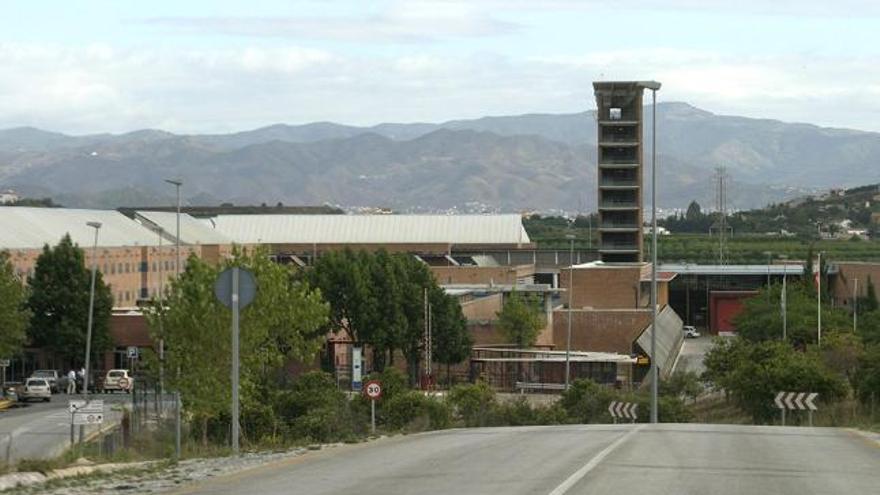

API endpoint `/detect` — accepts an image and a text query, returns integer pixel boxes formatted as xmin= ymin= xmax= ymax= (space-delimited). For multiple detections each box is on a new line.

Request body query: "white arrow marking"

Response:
xmin=774 ymin=392 xmax=785 ymax=409
xmin=784 ymin=392 xmax=797 ymax=410
xmin=805 ymin=393 xmax=819 ymax=411
xmin=795 ymin=392 xmax=807 ymax=410
xmin=628 ymin=403 xmax=637 ymax=420
xmin=615 ymin=402 xmax=624 ymax=418
xmin=608 ymin=401 xmax=617 ymax=418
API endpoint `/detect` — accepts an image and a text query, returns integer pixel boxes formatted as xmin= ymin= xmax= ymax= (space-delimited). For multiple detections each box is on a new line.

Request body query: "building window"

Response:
xmin=124 ymin=263 xmax=130 ymax=273
xmin=118 ymin=263 xmax=123 ymax=274
xmin=152 ymin=262 xmax=157 ymax=272
xmin=111 ymin=264 xmax=116 ymax=275
xmin=609 ymin=108 xmax=622 ymax=120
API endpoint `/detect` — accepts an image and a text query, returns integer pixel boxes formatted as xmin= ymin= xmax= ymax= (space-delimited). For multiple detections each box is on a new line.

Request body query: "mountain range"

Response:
xmin=1 ymin=102 xmax=879 ymax=212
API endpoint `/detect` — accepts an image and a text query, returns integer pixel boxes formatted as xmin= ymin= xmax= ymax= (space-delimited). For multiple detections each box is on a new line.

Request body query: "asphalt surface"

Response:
xmin=174 ymin=424 xmax=880 ymax=495
xmin=673 ymin=335 xmax=715 ymax=375
xmin=0 ymin=393 xmax=128 ymax=462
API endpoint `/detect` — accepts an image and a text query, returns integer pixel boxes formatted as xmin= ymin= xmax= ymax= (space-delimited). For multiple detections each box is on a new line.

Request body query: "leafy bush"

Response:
xmin=448 ymin=382 xmax=496 ymax=427
xmin=384 ymin=391 xmax=431 ymax=430
xmin=283 ymin=371 xmax=365 ymax=442
xmin=559 ymin=379 xmax=616 ymax=423
xmin=703 ymin=339 xmax=847 ymax=423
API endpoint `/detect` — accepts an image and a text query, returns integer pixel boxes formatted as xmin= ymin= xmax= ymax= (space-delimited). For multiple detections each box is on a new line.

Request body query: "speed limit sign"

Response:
xmin=365 ymin=380 xmax=382 ymax=400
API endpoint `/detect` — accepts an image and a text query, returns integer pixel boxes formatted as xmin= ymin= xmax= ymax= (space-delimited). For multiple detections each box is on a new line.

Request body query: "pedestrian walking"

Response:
xmin=67 ymin=369 xmax=77 ymax=394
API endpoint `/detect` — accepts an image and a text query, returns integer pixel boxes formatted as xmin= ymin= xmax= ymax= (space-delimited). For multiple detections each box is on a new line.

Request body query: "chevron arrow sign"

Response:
xmin=608 ymin=401 xmax=638 ymax=421
xmin=805 ymin=393 xmax=818 ymax=411
xmin=774 ymin=392 xmax=786 ymax=409
xmin=775 ymin=392 xmax=819 ymax=411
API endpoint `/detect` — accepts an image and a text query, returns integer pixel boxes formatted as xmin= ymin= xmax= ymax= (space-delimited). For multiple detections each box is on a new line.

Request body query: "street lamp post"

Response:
xmin=78 ymin=221 xmax=102 ymax=441
xmin=164 ymin=179 xmax=182 ymax=276
xmin=82 ymin=221 xmax=102 ymax=400
xmin=565 ymin=233 xmax=576 ymax=389
xmin=643 ymin=80 xmax=661 ymax=424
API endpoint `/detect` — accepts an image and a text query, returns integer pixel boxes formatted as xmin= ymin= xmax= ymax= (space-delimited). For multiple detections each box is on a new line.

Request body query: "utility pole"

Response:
xmin=782 ymin=273 xmax=787 ymax=341
xmin=817 ymin=252 xmax=822 ymax=347
xmin=164 ymin=179 xmax=183 ymax=277
xmin=854 ymin=278 xmax=859 ymax=333
xmin=81 ymin=221 xmax=101 ymax=443
xmin=649 ymin=84 xmax=660 ymax=424
xmin=565 ymin=234 xmax=575 ymax=389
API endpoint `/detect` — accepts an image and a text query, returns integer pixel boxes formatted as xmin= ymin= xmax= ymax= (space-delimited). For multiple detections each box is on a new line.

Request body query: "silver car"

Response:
xmin=19 ymin=378 xmax=52 ymax=402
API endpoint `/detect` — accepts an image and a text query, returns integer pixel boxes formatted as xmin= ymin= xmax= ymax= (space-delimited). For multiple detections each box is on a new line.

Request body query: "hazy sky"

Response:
xmin=2 ymin=0 xmax=879 ymax=134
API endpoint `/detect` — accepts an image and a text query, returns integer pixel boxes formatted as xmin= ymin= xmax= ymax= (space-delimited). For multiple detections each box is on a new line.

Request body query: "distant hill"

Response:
xmin=1 ymin=102 xmax=878 ymax=211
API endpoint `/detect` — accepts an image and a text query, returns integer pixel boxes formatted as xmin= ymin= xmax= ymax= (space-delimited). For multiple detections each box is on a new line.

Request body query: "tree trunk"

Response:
xmin=201 ymin=416 xmax=208 ymax=447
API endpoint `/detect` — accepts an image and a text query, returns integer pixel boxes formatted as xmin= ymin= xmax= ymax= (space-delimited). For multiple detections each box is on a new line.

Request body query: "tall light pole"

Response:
xmin=565 ymin=233 xmax=576 ymax=389
xmin=853 ymin=278 xmax=859 ymax=333
xmin=82 ymin=221 xmax=102 ymax=399
xmin=644 ymin=80 xmax=661 ymax=424
xmin=164 ymin=179 xmax=182 ymax=276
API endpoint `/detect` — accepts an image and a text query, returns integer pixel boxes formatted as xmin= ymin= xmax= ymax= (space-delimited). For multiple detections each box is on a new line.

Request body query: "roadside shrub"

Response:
xmin=425 ymin=398 xmax=453 ymax=430
xmin=283 ymin=371 xmax=366 ymax=442
xmin=384 ymin=391 xmax=431 ymax=430
xmin=448 ymin=381 xmax=496 ymax=427
xmin=559 ymin=379 xmax=616 ymax=423
xmin=365 ymin=367 xmax=409 ymax=403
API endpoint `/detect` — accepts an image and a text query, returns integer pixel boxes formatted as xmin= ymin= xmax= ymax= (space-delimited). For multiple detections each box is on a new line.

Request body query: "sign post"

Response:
xmin=608 ymin=401 xmax=638 ymax=424
xmin=69 ymin=399 xmax=104 ymax=445
xmin=365 ymin=380 xmax=382 ymax=434
xmin=214 ymin=266 xmax=257 ymax=456
xmin=775 ymin=391 xmax=819 ymax=426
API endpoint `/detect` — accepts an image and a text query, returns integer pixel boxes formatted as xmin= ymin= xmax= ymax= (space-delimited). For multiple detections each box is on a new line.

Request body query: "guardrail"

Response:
xmin=515 ymin=382 xmax=566 ymax=393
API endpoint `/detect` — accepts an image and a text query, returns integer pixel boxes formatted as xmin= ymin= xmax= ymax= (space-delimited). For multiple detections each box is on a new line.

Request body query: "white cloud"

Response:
xmin=0 ymin=42 xmax=878 ymax=134
xmin=141 ymin=2 xmax=518 ymax=43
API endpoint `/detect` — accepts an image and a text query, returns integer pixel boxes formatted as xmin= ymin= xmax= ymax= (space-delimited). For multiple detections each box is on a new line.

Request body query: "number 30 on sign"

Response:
xmin=365 ymin=380 xmax=382 ymax=400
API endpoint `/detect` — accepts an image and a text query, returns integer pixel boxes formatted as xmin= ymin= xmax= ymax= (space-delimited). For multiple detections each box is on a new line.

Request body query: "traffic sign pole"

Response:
xmin=371 ymin=399 xmax=376 ymax=434
xmin=231 ymin=267 xmax=240 ymax=455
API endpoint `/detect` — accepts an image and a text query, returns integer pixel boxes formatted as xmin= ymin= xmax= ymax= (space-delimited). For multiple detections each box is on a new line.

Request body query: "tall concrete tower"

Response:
xmin=593 ymin=81 xmax=656 ymax=263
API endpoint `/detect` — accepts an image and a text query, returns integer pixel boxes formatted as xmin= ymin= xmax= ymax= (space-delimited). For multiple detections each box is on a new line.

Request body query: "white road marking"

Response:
xmin=547 ymin=425 xmax=646 ymax=495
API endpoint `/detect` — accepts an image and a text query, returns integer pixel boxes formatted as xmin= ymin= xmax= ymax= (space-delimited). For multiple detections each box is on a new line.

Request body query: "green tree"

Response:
xmin=703 ymin=339 xmax=846 ymax=423
xmin=853 ymin=344 xmax=880 ymax=404
xmin=430 ymin=291 xmax=472 ymax=386
xmin=496 ymin=290 xmax=544 ymax=348
xmin=26 ymin=235 xmax=113 ymax=367
xmin=147 ymin=249 xmax=329 ymax=445
xmin=307 ymin=249 xmax=375 ymax=344
xmin=685 ymin=201 xmax=702 ymax=222
xmin=733 ymin=281 xmax=850 ymax=345
xmin=0 ymin=252 xmax=29 ymax=359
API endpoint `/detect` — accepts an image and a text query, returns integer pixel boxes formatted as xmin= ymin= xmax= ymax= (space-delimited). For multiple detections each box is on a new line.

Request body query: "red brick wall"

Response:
xmin=560 ymin=265 xmax=642 ymax=309
xmin=552 ymin=308 xmax=651 ymax=354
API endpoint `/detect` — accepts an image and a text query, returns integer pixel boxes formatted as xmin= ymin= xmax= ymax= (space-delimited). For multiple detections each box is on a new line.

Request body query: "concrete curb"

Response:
xmin=847 ymin=428 xmax=880 ymax=448
xmin=0 ymin=460 xmax=158 ymax=492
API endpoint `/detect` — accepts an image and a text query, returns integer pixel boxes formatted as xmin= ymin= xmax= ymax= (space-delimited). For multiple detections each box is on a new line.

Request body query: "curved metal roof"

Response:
xmin=0 ymin=207 xmax=159 ymax=249
xmin=205 ymin=214 xmax=531 ymax=246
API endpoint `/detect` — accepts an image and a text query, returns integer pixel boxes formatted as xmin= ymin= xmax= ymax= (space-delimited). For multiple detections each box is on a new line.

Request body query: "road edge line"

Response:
xmin=547 ymin=424 xmax=646 ymax=495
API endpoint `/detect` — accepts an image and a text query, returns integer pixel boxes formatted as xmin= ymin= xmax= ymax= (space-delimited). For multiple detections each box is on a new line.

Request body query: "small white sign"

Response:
xmin=0 ymin=359 xmax=10 ymax=367
xmin=127 ymin=346 xmax=139 ymax=359
xmin=73 ymin=413 xmax=104 ymax=425
xmin=69 ymin=399 xmax=103 ymax=414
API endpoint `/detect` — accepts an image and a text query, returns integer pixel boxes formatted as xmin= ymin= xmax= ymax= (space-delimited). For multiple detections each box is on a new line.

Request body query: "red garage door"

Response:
xmin=709 ymin=291 xmax=758 ymax=335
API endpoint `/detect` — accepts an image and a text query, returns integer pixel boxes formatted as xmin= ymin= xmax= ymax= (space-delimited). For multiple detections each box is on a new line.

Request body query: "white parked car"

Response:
xmin=683 ymin=326 xmax=701 ymax=338
xmin=30 ymin=370 xmax=60 ymax=393
xmin=102 ymin=369 xmax=132 ymax=393
xmin=19 ymin=378 xmax=52 ymax=402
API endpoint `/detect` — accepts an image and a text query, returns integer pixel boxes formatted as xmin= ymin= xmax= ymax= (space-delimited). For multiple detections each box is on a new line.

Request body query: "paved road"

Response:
xmin=673 ymin=335 xmax=716 ymax=375
xmin=0 ymin=393 xmax=128 ymax=462
xmin=174 ymin=424 xmax=879 ymax=495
